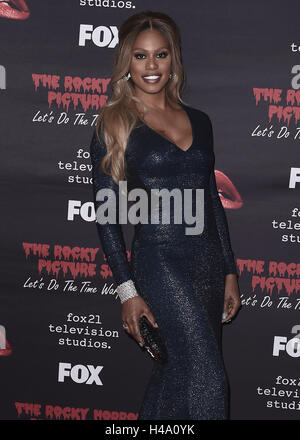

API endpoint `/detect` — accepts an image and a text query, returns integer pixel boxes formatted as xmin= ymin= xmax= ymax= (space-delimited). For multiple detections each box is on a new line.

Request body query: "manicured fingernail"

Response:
xmin=154 ymin=322 xmax=159 ymax=327
xmin=139 ymin=342 xmax=144 ymax=347
xmin=222 ymin=313 xmax=227 ymax=319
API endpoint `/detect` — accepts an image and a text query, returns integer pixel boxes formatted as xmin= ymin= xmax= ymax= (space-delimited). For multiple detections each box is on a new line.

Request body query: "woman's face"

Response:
xmin=130 ymin=29 xmax=172 ymax=97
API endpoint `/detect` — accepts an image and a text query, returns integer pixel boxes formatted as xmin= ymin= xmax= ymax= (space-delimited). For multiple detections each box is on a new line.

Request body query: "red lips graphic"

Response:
xmin=0 ymin=332 xmax=12 ymax=356
xmin=0 ymin=0 xmax=30 ymax=20
xmin=215 ymin=170 xmax=243 ymax=209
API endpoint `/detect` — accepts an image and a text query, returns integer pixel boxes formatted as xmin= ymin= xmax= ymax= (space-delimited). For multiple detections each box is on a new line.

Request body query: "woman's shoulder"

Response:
xmin=182 ymin=102 xmax=212 ymax=126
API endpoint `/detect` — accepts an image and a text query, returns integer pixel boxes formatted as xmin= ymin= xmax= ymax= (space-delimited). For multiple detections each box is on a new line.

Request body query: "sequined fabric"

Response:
xmin=89 ymin=103 xmax=238 ymax=420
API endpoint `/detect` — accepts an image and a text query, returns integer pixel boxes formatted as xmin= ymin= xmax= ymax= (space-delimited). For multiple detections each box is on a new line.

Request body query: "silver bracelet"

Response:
xmin=116 ymin=279 xmax=139 ymax=304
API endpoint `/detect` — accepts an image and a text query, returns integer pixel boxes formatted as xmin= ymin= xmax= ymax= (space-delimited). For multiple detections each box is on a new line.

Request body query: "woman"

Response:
xmin=90 ymin=10 xmax=241 ymax=420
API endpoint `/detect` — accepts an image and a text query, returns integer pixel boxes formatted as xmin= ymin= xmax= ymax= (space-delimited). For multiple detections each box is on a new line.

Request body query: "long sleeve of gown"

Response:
xmin=206 ymin=115 xmax=239 ymax=277
xmin=89 ymin=128 xmax=139 ymax=301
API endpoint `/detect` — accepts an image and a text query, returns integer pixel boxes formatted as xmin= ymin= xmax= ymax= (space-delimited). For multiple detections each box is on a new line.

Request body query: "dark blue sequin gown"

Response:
xmin=90 ymin=103 xmax=238 ymax=420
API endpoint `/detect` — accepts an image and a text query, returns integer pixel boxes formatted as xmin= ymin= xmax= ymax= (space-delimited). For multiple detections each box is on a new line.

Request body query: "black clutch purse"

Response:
xmin=138 ymin=316 xmax=168 ymax=364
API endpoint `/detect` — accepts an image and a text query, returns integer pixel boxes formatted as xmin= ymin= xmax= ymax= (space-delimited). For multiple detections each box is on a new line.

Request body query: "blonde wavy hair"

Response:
xmin=95 ymin=10 xmax=187 ymax=185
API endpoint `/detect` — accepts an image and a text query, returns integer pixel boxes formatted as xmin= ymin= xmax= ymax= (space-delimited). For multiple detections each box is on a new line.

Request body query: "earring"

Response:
xmin=125 ymin=72 xmax=131 ymax=81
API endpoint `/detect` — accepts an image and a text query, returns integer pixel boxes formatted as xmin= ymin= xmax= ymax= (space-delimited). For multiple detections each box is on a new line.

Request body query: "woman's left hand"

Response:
xmin=222 ymin=274 xmax=241 ymax=323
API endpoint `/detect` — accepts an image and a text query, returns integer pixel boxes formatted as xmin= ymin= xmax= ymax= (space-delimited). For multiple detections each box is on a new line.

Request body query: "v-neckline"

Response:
xmin=138 ymin=102 xmax=195 ymax=153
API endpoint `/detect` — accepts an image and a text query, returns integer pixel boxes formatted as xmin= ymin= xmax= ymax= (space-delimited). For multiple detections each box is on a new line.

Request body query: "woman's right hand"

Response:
xmin=121 ymin=296 xmax=158 ymax=346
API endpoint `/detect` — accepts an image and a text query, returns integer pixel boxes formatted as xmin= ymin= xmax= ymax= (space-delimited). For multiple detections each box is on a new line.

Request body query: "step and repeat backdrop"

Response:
xmin=1 ymin=0 xmax=300 ymax=421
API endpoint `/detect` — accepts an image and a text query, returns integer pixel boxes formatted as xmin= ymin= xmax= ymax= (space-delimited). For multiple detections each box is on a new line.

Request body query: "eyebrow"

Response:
xmin=132 ymin=47 xmax=169 ymax=52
